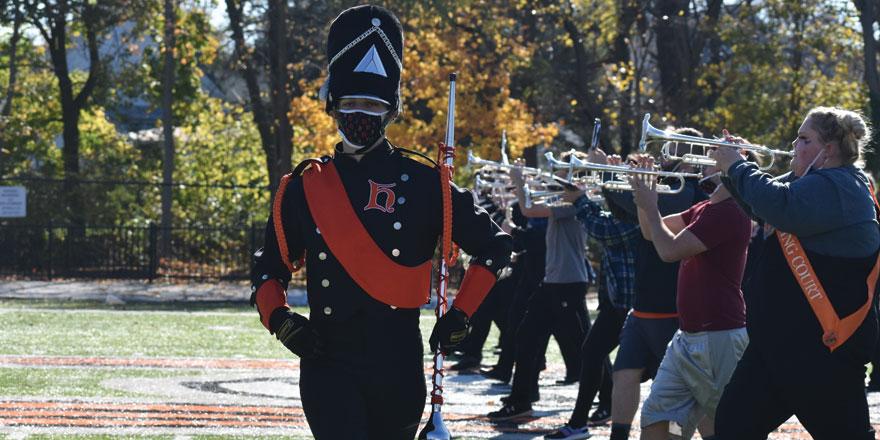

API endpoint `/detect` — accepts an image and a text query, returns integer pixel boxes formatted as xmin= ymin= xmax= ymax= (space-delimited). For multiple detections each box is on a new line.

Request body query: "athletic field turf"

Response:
xmin=0 ymin=298 xmax=878 ymax=439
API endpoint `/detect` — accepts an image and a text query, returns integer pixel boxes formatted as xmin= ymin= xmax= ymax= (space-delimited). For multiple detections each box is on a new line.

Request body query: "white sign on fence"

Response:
xmin=0 ymin=186 xmax=26 ymax=218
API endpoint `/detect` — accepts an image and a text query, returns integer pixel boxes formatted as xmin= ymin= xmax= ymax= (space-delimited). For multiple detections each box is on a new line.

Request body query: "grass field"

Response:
xmin=1 ymin=297 xmax=875 ymax=439
xmin=0 ymin=298 xmax=559 ymax=439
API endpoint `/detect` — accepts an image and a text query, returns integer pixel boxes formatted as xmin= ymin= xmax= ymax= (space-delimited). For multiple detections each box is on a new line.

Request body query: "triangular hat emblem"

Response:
xmin=353 ymin=45 xmax=388 ymax=77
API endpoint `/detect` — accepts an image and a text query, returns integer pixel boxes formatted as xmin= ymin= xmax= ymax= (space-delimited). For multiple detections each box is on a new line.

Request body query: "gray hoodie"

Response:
xmin=725 ymin=160 xmax=879 ymax=258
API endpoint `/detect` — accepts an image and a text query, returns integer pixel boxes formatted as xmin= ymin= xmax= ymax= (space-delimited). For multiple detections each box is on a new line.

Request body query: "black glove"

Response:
xmin=270 ymin=308 xmax=325 ymax=360
xmin=429 ymin=307 xmax=470 ymax=354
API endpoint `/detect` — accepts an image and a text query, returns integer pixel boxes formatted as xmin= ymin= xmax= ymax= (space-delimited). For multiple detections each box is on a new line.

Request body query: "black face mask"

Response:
xmin=699 ymin=172 xmax=721 ymax=196
xmin=335 ymin=110 xmax=387 ymax=149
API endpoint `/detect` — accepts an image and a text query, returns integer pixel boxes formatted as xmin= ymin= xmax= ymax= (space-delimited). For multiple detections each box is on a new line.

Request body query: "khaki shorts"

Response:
xmin=640 ymin=327 xmax=749 ymax=439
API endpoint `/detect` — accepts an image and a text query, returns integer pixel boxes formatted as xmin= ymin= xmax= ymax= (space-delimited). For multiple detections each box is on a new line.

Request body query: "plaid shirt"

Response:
xmin=574 ymin=196 xmax=640 ymax=309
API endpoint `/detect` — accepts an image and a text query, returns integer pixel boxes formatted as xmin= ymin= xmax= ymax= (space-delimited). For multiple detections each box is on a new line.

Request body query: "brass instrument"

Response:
xmin=638 ymin=113 xmax=793 ymax=170
xmin=468 ymin=150 xmax=583 ymax=190
xmin=544 ymin=152 xmax=701 ymax=195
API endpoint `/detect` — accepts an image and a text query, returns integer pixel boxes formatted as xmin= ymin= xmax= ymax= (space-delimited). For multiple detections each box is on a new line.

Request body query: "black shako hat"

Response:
xmin=322 ymin=5 xmax=403 ymax=112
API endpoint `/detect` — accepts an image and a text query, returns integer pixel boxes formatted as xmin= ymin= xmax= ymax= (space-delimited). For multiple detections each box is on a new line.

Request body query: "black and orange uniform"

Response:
xmin=249 ymin=5 xmax=511 ymax=440
xmin=251 ymin=141 xmax=510 ymax=439
xmin=716 ymin=161 xmax=880 ymax=440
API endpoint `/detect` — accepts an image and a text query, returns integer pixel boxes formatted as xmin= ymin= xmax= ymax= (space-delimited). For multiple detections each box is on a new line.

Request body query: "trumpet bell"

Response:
xmin=639 ymin=113 xmax=662 ymax=152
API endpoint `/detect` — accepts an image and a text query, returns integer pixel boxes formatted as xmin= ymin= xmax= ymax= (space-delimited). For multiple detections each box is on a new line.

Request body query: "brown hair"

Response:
xmin=560 ymin=150 xmax=588 ymax=162
xmin=806 ymin=107 xmax=872 ymax=166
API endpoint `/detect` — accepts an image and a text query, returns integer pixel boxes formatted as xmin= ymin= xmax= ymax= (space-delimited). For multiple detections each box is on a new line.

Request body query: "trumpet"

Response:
xmin=544 ymin=152 xmax=701 ymax=195
xmin=467 ymin=150 xmax=577 ymax=189
xmin=638 ymin=113 xmax=794 ymax=170
xmin=522 ymin=181 xmax=604 ymax=208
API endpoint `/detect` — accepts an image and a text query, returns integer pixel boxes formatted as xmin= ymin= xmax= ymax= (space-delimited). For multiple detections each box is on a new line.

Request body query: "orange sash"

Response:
xmin=776 ymin=231 xmax=880 ymax=351
xmin=302 ymin=161 xmax=431 ymax=308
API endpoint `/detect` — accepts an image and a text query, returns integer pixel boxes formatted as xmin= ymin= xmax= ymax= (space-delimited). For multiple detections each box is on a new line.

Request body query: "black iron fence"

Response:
xmin=0 ymin=222 xmax=274 ymax=281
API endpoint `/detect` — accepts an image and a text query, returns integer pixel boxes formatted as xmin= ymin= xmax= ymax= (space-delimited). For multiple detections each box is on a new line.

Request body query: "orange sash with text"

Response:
xmin=776 ymin=230 xmax=880 ymax=351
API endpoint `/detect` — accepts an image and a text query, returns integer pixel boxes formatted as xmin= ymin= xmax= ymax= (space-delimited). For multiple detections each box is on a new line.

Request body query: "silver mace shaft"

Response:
xmin=419 ymin=72 xmax=457 ymax=440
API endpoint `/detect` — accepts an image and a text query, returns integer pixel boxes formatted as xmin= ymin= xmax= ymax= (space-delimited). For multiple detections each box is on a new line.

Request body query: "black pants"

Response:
xmin=299 ymin=311 xmax=425 ymax=439
xmin=458 ymin=270 xmax=518 ymax=360
xmin=715 ymin=344 xmax=875 ymax=440
xmin=568 ymin=305 xmax=628 ymax=427
xmin=509 ymin=282 xmax=590 ymax=405
xmin=495 ymin=271 xmax=544 ymax=375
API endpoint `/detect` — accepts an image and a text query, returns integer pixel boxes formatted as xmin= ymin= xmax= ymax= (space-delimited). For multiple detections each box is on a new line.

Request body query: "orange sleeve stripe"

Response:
xmin=255 ymin=279 xmax=288 ymax=331
xmin=452 ymin=265 xmax=497 ymax=317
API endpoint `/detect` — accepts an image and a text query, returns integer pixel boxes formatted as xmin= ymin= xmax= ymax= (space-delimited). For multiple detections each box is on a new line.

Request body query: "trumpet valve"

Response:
xmin=681 ymin=154 xmax=717 ymax=167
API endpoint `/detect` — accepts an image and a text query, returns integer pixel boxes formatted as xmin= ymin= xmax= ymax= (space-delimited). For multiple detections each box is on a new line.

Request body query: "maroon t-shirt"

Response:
xmin=676 ymin=198 xmax=750 ymax=332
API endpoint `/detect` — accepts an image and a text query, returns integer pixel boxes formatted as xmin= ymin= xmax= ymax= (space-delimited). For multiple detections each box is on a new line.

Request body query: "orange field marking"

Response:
xmin=0 ymin=417 xmax=301 ymax=428
xmin=0 ymin=409 xmax=299 ymax=421
xmin=0 ymin=401 xmax=296 ymax=415
xmin=0 ymin=355 xmax=297 ymax=370
xmin=0 ymin=355 xmax=456 ymax=374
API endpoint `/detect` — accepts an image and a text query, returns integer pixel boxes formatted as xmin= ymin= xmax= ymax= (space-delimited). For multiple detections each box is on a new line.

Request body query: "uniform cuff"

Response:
xmin=255 ymin=279 xmax=288 ymax=331
xmin=452 ymin=265 xmax=497 ymax=317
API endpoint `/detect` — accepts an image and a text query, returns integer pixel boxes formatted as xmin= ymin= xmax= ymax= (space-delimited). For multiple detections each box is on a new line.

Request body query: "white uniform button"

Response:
xmin=318 ymin=252 xmax=327 ymax=260
xmin=261 ymin=274 xmax=269 ymax=280
xmin=398 ymin=196 xmax=406 ymax=205
xmin=393 ymin=222 xmax=402 ymax=230
xmin=561 ymin=301 xmax=568 ymax=308
xmin=315 ymin=227 xmax=321 ymax=235
xmin=371 ymin=18 xmax=381 ymax=27
xmin=390 ymin=305 xmax=398 ymax=310
xmin=251 ymin=285 xmax=256 ymax=292
xmin=321 ymin=279 xmax=330 ymax=288
xmin=486 ymin=259 xmax=493 ymax=266
xmin=401 ymin=174 xmax=409 ymax=182
xmin=323 ymin=306 xmax=332 ymax=315
xmin=392 ymin=249 xmax=400 ymax=257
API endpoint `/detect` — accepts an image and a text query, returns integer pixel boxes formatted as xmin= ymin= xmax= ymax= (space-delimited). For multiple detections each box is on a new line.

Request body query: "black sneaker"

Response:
xmin=555 ymin=376 xmax=579 ymax=385
xmin=487 ymin=402 xmax=533 ymax=421
xmin=587 ymin=407 xmax=611 ymax=426
xmin=450 ymin=355 xmax=480 ymax=371
xmin=500 ymin=388 xmax=539 ymax=404
xmin=544 ymin=425 xmax=592 ymax=439
xmin=480 ymin=366 xmax=512 ymax=383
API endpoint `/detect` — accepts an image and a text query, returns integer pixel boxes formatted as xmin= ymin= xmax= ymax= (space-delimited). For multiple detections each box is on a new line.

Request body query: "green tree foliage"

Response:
xmin=171 ymin=93 xmax=268 ymax=227
xmin=2 ymin=0 xmax=876 ymax=231
xmin=690 ymin=0 xmax=866 ymax=160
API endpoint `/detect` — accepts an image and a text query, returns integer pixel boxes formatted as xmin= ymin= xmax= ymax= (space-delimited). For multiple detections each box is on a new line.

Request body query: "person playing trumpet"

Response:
xmin=628 ymin=152 xmax=751 ymax=440
xmin=488 ymin=152 xmax=596 ymax=420
xmin=600 ymin=128 xmax=708 ymax=440
xmin=712 ymin=107 xmax=879 ymax=440
xmin=543 ymin=149 xmax=642 ymax=440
